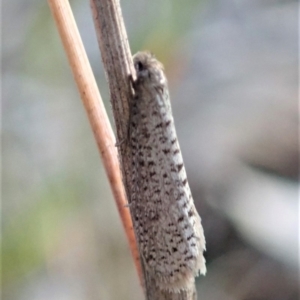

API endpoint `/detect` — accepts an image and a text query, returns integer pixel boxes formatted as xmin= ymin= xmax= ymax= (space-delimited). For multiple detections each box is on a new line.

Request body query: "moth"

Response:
xmin=128 ymin=51 xmax=206 ymax=292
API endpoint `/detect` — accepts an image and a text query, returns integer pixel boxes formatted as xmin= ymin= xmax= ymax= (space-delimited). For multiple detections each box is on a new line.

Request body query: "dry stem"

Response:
xmin=90 ymin=0 xmax=197 ymax=299
xmin=48 ymin=0 xmax=142 ymax=286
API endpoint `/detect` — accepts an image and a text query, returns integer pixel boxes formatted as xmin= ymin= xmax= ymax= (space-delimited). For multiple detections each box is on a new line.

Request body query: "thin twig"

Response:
xmin=90 ymin=0 xmax=197 ymax=299
xmin=48 ymin=0 xmax=142 ymax=285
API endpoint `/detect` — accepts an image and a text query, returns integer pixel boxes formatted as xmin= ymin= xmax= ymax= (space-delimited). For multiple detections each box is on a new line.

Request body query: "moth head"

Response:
xmin=133 ymin=51 xmax=166 ymax=87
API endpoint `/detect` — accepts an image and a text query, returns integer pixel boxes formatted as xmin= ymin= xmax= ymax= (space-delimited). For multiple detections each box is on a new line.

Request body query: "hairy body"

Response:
xmin=129 ymin=52 xmax=206 ymax=292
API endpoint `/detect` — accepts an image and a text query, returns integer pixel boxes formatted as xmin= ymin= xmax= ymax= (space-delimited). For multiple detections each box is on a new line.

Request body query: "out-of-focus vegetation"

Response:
xmin=3 ymin=0 xmax=298 ymax=299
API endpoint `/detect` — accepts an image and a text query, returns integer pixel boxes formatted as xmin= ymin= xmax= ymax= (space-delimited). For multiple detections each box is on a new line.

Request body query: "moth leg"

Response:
xmin=126 ymin=73 xmax=139 ymax=146
xmin=115 ymin=138 xmax=126 ymax=147
xmin=128 ymin=73 xmax=137 ymax=96
xmin=115 ymin=74 xmax=137 ymax=148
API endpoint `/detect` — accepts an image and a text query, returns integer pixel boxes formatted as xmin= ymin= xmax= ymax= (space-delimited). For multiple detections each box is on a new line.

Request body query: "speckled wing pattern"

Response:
xmin=129 ymin=52 xmax=206 ymax=292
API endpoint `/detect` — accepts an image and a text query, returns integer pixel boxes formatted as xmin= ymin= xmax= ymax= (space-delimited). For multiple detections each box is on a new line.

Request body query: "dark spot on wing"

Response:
xmin=177 ymin=163 xmax=184 ymax=172
xmin=163 ymin=149 xmax=170 ymax=154
xmin=173 ymin=148 xmax=180 ymax=155
xmin=178 ymin=216 xmax=184 ymax=222
xmin=188 ymin=209 xmax=194 ymax=217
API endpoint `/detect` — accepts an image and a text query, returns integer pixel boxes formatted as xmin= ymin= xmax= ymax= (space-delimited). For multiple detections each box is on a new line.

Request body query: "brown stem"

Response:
xmin=90 ymin=0 xmax=197 ymax=299
xmin=48 ymin=0 xmax=142 ymax=287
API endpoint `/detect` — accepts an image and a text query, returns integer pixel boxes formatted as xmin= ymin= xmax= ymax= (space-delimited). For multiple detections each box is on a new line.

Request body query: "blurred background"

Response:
xmin=2 ymin=0 xmax=299 ymax=299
